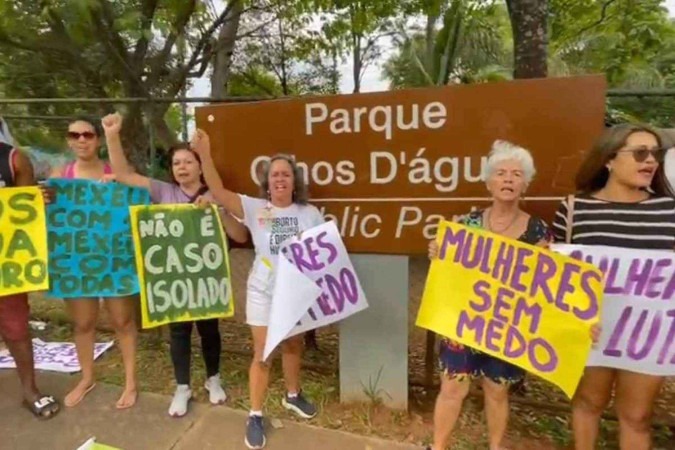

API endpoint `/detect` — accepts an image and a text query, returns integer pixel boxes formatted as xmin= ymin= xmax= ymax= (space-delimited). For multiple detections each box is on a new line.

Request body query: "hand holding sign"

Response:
xmin=417 ymin=220 xmax=604 ymax=398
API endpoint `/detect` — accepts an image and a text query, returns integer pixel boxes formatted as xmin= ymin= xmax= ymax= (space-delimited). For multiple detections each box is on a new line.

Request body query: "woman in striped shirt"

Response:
xmin=552 ymin=123 xmax=675 ymax=450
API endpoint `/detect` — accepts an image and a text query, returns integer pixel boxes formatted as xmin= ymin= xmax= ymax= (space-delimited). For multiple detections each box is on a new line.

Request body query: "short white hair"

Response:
xmin=482 ymin=140 xmax=536 ymax=184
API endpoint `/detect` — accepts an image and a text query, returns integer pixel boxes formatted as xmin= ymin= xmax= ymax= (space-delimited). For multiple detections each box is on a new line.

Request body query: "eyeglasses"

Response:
xmin=66 ymin=131 xmax=96 ymax=140
xmin=615 ymin=146 xmax=667 ymax=163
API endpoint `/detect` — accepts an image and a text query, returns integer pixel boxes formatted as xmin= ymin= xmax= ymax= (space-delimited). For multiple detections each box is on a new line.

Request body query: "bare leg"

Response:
xmin=249 ymin=326 xmax=270 ymax=412
xmin=105 ymin=296 xmax=138 ymax=409
xmin=431 ymin=375 xmax=470 ymax=450
xmin=482 ymin=378 xmax=510 ymax=450
xmin=615 ymin=370 xmax=664 ymax=450
xmin=64 ymin=298 xmax=99 ymax=407
xmin=572 ymin=367 xmax=615 ymax=450
xmin=280 ymin=335 xmax=303 ymax=394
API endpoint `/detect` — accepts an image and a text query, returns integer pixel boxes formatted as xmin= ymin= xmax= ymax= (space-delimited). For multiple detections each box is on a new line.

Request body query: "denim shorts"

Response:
xmin=438 ymin=339 xmax=524 ymax=385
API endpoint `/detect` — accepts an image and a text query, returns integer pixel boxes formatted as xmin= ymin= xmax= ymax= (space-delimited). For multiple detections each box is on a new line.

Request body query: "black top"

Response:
xmin=0 ymin=142 xmax=16 ymax=187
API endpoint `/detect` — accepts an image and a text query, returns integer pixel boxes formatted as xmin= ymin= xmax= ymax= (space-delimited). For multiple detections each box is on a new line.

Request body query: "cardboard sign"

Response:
xmin=130 ymin=204 xmax=235 ymax=328
xmin=196 ymin=75 xmax=607 ymax=254
xmin=46 ymin=179 xmax=150 ymax=298
xmin=264 ymin=221 xmax=368 ymax=359
xmin=417 ymin=221 xmax=603 ymax=397
xmin=554 ymin=244 xmax=675 ymax=375
xmin=0 ymin=187 xmax=48 ymax=295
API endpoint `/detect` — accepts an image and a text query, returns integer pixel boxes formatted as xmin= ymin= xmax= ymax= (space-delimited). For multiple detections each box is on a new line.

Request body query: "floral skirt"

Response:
xmin=438 ymin=339 xmax=524 ymax=385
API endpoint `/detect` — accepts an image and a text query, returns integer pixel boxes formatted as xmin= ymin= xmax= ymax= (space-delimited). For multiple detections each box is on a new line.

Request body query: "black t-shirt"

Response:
xmin=0 ymin=142 xmax=15 ymax=187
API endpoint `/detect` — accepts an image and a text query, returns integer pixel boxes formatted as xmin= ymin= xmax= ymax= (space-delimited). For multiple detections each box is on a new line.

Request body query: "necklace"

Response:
xmin=486 ymin=207 xmax=520 ymax=234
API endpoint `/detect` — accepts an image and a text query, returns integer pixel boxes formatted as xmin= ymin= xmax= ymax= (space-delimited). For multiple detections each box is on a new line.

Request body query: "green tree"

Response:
xmin=0 ymin=0 xmax=244 ymax=167
xmin=382 ymin=0 xmax=511 ymax=88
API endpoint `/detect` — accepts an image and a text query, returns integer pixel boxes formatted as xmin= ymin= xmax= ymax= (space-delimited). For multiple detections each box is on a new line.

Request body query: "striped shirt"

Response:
xmin=551 ymin=194 xmax=675 ymax=250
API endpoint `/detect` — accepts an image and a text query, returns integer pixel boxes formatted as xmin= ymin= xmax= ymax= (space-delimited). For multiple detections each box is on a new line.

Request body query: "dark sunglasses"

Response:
xmin=66 ymin=131 xmax=97 ymax=140
xmin=615 ymin=146 xmax=667 ymax=163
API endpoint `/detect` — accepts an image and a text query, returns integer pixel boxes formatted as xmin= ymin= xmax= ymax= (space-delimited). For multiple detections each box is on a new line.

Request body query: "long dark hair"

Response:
xmin=167 ymin=142 xmax=206 ymax=186
xmin=258 ymin=153 xmax=308 ymax=204
xmin=575 ymin=123 xmax=675 ymax=197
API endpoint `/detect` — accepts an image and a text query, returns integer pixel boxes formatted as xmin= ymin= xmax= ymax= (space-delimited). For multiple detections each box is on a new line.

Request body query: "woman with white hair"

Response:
xmin=425 ymin=140 xmax=551 ymax=450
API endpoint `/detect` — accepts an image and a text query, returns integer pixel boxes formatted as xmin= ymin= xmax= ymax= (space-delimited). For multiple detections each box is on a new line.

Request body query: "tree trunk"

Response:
xmin=506 ymin=0 xmax=548 ymax=79
xmin=210 ymin=0 xmax=243 ymax=98
xmin=119 ymin=102 xmax=176 ymax=176
xmin=352 ymin=33 xmax=362 ymax=93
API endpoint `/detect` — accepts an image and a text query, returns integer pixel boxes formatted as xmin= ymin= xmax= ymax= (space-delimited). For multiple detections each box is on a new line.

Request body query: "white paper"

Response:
xmin=552 ymin=244 xmax=675 ymax=375
xmin=263 ymin=221 xmax=369 ymax=360
xmin=0 ymin=338 xmax=114 ymax=373
xmin=263 ymin=255 xmax=323 ymax=360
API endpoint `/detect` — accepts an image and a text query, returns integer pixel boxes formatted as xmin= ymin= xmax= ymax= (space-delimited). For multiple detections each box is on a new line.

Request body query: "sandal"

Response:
xmin=23 ymin=395 xmax=61 ymax=420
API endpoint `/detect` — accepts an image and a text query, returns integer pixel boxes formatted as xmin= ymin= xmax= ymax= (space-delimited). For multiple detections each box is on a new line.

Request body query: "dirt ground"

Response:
xmin=21 ymin=248 xmax=675 ymax=450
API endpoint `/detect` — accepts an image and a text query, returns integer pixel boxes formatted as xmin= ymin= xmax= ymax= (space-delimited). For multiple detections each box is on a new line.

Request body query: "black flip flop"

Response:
xmin=23 ymin=395 xmax=61 ymax=420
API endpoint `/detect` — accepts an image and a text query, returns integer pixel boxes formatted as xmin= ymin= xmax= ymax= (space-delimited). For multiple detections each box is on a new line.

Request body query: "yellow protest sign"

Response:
xmin=130 ymin=204 xmax=235 ymax=329
xmin=416 ymin=220 xmax=604 ymax=397
xmin=0 ymin=187 xmax=49 ymax=296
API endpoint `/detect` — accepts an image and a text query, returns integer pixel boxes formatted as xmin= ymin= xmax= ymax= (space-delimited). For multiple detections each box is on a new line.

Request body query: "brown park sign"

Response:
xmin=195 ymin=75 xmax=607 ymax=254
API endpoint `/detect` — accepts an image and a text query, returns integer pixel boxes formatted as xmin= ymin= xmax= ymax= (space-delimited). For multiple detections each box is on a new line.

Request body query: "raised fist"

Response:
xmin=190 ymin=129 xmax=211 ymax=156
xmin=101 ymin=112 xmax=123 ymax=135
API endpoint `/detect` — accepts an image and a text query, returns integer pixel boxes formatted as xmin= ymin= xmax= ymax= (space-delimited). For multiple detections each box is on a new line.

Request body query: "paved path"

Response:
xmin=0 ymin=371 xmax=420 ymax=450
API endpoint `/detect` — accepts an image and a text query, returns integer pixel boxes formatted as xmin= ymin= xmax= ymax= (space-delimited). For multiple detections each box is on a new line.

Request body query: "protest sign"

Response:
xmin=417 ymin=221 xmax=604 ymax=397
xmin=130 ymin=204 xmax=234 ymax=328
xmin=46 ymin=179 xmax=149 ymax=298
xmin=0 ymin=186 xmax=48 ymax=295
xmin=553 ymin=244 xmax=675 ymax=375
xmin=263 ymin=220 xmax=369 ymax=360
xmin=0 ymin=338 xmax=113 ymax=373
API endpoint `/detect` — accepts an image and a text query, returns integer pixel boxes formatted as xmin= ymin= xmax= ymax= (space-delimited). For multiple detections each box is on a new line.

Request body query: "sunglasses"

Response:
xmin=66 ymin=131 xmax=97 ymax=140
xmin=615 ymin=146 xmax=667 ymax=163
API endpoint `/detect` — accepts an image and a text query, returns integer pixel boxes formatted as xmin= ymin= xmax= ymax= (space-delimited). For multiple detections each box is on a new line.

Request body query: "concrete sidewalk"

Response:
xmin=0 ymin=371 xmax=421 ymax=450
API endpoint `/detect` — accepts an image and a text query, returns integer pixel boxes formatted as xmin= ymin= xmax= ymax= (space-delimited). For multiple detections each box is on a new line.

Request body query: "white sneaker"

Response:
xmin=168 ymin=385 xmax=192 ymax=417
xmin=204 ymin=374 xmax=227 ymax=405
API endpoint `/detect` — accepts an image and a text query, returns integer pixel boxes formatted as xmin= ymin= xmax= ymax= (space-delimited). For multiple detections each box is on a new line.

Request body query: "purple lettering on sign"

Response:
xmin=657 ymin=309 xmax=675 ymax=365
xmin=459 ymin=234 xmax=489 ymax=270
xmin=491 ymin=242 xmax=515 ymax=285
xmin=440 ymin=227 xmax=467 ymax=262
xmin=627 ymin=309 xmax=662 ymax=361
xmin=485 ymin=319 xmax=505 ymax=352
xmin=603 ymin=306 xmax=633 ymax=358
xmin=554 ymin=262 xmax=580 ymax=314
xmin=645 ymin=258 xmax=672 ymax=299
xmin=662 ymin=268 xmax=675 ymax=301
xmin=315 ymin=231 xmax=338 ymax=265
xmin=528 ymin=338 xmax=558 ymax=372
xmin=575 ymin=270 xmax=601 ymax=321
xmin=503 ymin=326 xmax=526 ymax=358
xmin=512 ymin=296 xmax=542 ymax=334
xmin=509 ymin=247 xmax=533 ymax=293
xmin=314 ymin=278 xmax=336 ymax=316
xmin=493 ymin=287 xmax=515 ymax=323
xmin=313 ymin=267 xmax=360 ymax=317
xmin=479 ymin=237 xmax=494 ymax=276
xmin=469 ymin=280 xmax=492 ymax=313
xmin=340 ymin=268 xmax=359 ymax=304
xmin=325 ymin=274 xmax=346 ymax=313
xmin=456 ymin=310 xmax=485 ymax=345
xmin=603 ymin=258 xmax=624 ymax=295
xmin=624 ymin=258 xmax=654 ymax=297
xmin=289 ymin=242 xmax=315 ymax=273
xmin=529 ymin=253 xmax=557 ymax=305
